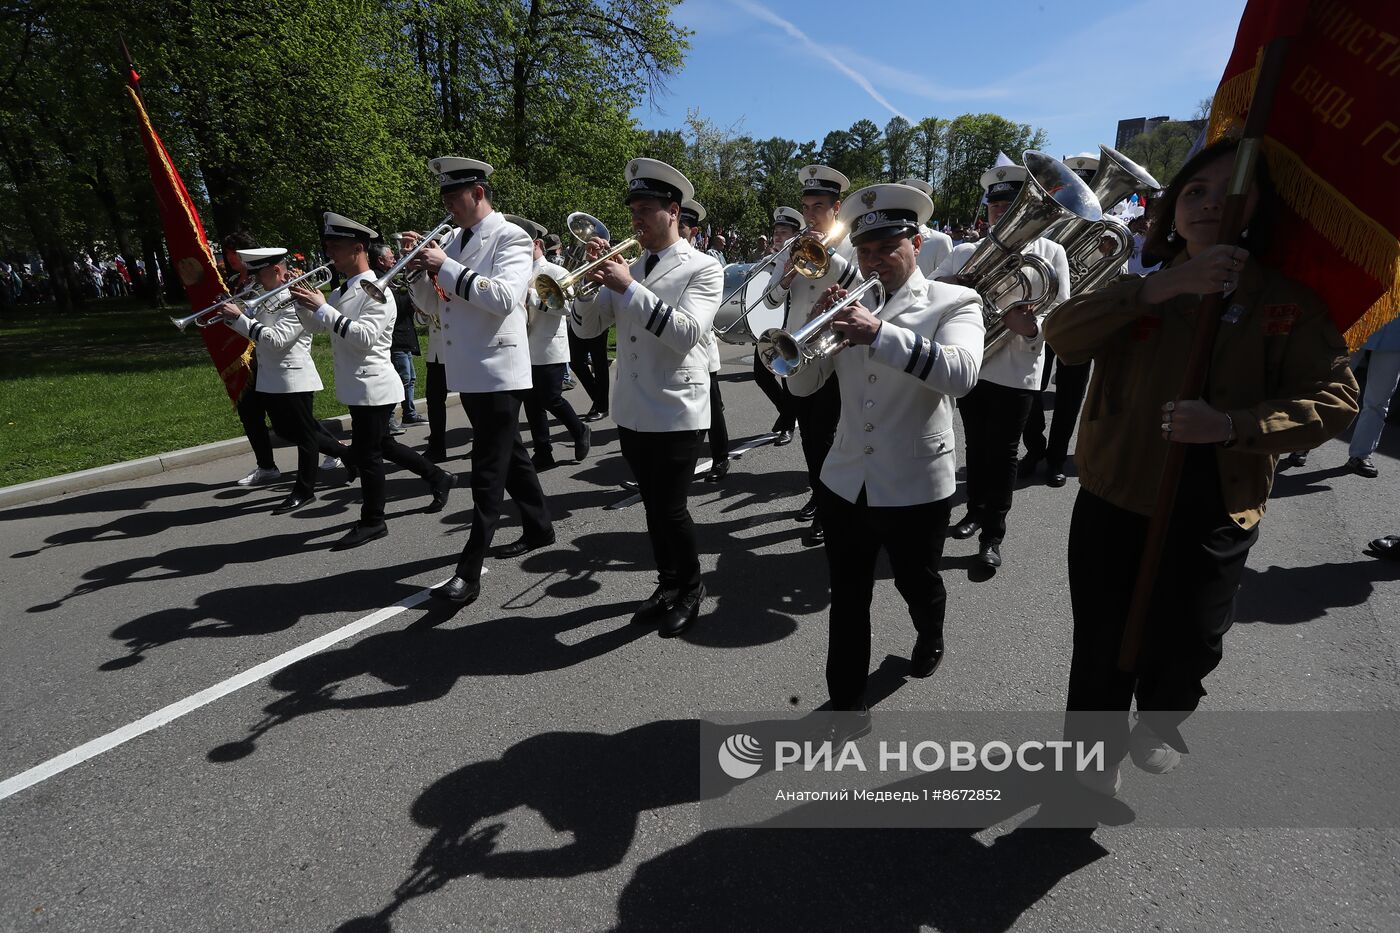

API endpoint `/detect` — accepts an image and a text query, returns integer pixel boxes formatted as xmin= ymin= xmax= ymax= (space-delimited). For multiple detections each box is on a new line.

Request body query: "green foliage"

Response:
xmin=1121 ymin=120 xmax=1204 ymax=188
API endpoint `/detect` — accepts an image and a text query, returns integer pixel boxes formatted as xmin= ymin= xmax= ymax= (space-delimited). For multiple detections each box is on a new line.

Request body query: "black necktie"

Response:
xmin=644 ymin=252 xmax=659 ymax=278
xmin=458 ymin=227 xmax=474 ymax=251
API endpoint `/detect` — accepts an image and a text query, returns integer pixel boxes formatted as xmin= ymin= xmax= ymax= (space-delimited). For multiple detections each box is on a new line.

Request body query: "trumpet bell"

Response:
xmin=789 ymin=237 xmax=831 ymax=279
xmin=535 ymin=273 xmax=570 ymax=312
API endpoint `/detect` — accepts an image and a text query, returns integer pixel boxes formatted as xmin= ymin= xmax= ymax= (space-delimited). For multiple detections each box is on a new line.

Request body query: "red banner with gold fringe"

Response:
xmin=1209 ymin=0 xmax=1400 ymax=349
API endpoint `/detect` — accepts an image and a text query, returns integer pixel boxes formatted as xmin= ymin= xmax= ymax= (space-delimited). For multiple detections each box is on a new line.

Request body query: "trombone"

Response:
xmin=757 ymin=273 xmax=884 ymax=378
xmin=714 ymin=222 xmax=846 ymax=339
xmin=169 ymin=281 xmax=258 ymax=331
xmin=364 ymin=214 xmax=455 ymax=302
xmin=534 ymin=211 xmax=641 ymax=312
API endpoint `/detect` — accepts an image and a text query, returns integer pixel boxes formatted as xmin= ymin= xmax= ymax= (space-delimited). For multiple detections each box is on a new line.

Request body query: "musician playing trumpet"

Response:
xmin=218 ymin=247 xmax=350 ymax=514
xmin=787 ymin=183 xmax=984 ymax=745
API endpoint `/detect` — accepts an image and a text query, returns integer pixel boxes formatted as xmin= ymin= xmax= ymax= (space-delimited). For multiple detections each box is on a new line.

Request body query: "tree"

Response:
xmin=1121 ymin=121 xmax=1200 ymax=187
xmin=883 ymin=116 xmax=913 ymax=182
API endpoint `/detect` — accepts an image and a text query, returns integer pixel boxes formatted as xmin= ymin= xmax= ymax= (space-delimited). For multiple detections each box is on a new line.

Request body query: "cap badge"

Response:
xmin=996 ymin=169 xmax=1007 ymax=181
xmin=630 ymin=163 xmax=639 ymax=177
xmin=807 ymin=167 xmax=819 ymax=177
xmin=431 ymin=160 xmax=441 ymax=172
xmin=861 ymin=190 xmax=878 ymax=208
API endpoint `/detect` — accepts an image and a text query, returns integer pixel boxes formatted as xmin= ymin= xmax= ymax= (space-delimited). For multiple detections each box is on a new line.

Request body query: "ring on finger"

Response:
xmin=1162 ymin=421 xmax=1172 ymax=432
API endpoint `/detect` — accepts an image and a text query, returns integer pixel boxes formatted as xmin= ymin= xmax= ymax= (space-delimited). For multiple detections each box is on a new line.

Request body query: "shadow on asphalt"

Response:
xmin=1236 ymin=556 xmax=1400 ymax=626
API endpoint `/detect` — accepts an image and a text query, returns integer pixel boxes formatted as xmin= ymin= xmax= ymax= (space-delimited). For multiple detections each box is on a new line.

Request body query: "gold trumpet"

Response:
xmin=534 ymin=212 xmax=641 ymax=311
xmin=714 ymin=222 xmax=846 ymax=344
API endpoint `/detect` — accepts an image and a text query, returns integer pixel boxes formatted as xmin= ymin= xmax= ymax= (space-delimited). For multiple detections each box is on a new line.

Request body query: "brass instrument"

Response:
xmin=757 ymin=273 xmax=883 ymax=377
xmin=364 ymin=214 xmax=455 ymax=302
xmin=242 ymin=264 xmax=334 ymax=315
xmin=533 ymin=212 xmax=641 ymax=311
xmin=1048 ymin=145 xmax=1161 ymax=297
xmin=714 ymin=222 xmax=846 ymax=345
xmin=169 ymin=281 xmax=258 ymax=331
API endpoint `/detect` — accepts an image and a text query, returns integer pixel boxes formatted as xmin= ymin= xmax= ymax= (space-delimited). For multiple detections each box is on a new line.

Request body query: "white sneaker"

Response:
xmin=1129 ymin=717 xmax=1183 ymax=774
xmin=1074 ymin=762 xmax=1122 ymax=797
xmin=321 ymin=456 xmax=342 ymax=470
xmin=237 ymin=466 xmax=281 ymax=486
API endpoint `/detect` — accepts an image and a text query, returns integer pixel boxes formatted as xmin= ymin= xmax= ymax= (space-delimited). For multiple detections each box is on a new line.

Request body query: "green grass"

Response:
xmin=0 ymin=298 xmax=428 ymax=486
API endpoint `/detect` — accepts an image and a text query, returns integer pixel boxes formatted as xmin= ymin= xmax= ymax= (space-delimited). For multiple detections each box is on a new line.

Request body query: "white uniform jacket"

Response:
xmin=408 ymin=210 xmax=534 ymax=393
xmin=298 ymin=269 xmax=404 ymax=407
xmin=933 ymin=236 xmax=1070 ymax=390
xmin=787 ymin=269 xmax=984 ymax=507
xmin=916 ymin=225 xmax=954 ymax=280
xmin=228 ymin=298 xmax=324 ymax=394
xmin=526 ymin=256 xmax=572 ymax=366
xmin=761 ymin=235 xmax=862 ymax=333
xmin=571 ymin=238 xmax=723 ymax=432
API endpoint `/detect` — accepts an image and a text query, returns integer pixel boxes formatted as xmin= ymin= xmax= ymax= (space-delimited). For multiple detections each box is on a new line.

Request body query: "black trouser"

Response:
xmin=348 ymin=404 xmax=441 ymax=526
xmin=524 ymin=362 xmax=586 ymax=456
xmin=261 ymin=392 xmax=346 ymax=498
xmin=455 ymin=390 xmax=553 ymax=582
xmin=1022 ymin=349 xmax=1091 ymax=468
xmin=958 ymin=380 xmax=1036 ymax=545
xmin=791 ymin=377 xmax=841 ymax=491
xmin=426 ymin=361 xmax=448 ymax=456
xmin=706 ymin=373 xmax=730 ymax=465
xmin=238 ymin=380 xmax=276 ymax=470
xmin=817 ymin=483 xmax=953 ymax=711
xmin=1064 ymin=488 xmax=1257 ymax=764
xmin=618 ymin=427 xmax=703 ymax=591
xmin=567 ymin=328 xmax=610 ymax=412
xmin=753 ymin=355 xmax=796 ymax=432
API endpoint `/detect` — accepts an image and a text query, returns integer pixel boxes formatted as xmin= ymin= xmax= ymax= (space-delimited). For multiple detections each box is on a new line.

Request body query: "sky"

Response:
xmin=631 ymin=0 xmax=1248 ymax=158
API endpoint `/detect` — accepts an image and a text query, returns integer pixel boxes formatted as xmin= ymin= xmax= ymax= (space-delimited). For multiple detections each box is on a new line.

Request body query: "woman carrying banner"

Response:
xmin=1045 ymin=139 xmax=1359 ymax=794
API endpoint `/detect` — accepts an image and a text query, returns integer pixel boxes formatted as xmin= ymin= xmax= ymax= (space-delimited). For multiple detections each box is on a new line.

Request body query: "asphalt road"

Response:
xmin=2 ymin=344 xmax=1398 ymax=932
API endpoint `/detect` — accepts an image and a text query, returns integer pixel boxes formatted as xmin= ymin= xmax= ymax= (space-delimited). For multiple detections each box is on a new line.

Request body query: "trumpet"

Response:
xmin=242 ymin=264 xmax=334 ymax=315
xmin=714 ymin=222 xmax=846 ymax=344
xmin=169 ymin=281 xmax=259 ymax=331
xmin=363 ymin=214 xmax=455 ymax=302
xmin=534 ymin=212 xmax=641 ymax=311
xmin=757 ymin=273 xmax=883 ymax=378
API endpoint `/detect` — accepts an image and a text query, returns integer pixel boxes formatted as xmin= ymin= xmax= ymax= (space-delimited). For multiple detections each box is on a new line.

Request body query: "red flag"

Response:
xmin=1208 ymin=0 xmax=1400 ymax=348
xmin=124 ymin=76 xmax=252 ymax=403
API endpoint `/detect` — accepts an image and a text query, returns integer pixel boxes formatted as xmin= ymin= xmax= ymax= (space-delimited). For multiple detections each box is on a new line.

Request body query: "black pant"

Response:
xmin=817 ymin=483 xmax=953 ymax=711
xmin=753 ymin=356 xmax=796 ymax=432
xmin=791 ymin=377 xmax=841 ymax=489
xmin=238 ymin=381 xmax=276 ymax=470
xmin=348 ymin=404 xmax=441 ymax=526
xmin=261 ymin=392 xmax=346 ymax=498
xmin=619 ymin=427 xmax=703 ymax=591
xmin=455 ymin=390 xmax=553 ymax=581
xmin=426 ymin=361 xmax=448 ymax=456
xmin=524 ymin=363 xmax=586 ymax=456
xmin=1064 ymin=488 xmax=1257 ymax=764
xmin=1023 ymin=349 xmax=1091 ymax=468
xmin=958 ymin=380 xmax=1036 ymax=545
xmin=706 ymin=373 xmax=730 ymax=464
xmin=567 ymin=328 xmax=610 ymax=412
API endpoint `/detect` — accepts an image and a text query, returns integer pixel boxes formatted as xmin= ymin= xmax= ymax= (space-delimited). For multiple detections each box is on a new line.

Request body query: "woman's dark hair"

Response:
xmin=1140 ymin=138 xmax=1279 ymax=268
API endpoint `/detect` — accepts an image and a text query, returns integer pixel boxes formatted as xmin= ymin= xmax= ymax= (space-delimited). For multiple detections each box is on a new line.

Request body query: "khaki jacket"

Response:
xmin=1045 ymin=257 xmax=1358 ymax=529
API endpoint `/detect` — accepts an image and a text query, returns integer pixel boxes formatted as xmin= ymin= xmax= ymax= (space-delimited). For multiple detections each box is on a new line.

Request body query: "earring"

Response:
xmin=1167 ymin=223 xmax=1178 ymax=243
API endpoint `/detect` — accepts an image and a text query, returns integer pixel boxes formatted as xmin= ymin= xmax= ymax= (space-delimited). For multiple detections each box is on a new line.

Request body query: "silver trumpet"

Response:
xmin=241 ymin=264 xmax=334 ymax=315
xmin=757 ymin=273 xmax=883 ymax=378
xmin=363 ymin=214 xmax=455 ymax=302
xmin=169 ymin=282 xmax=258 ymax=331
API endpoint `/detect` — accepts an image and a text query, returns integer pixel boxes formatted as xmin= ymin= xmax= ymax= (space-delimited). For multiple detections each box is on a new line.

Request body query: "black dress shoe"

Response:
xmin=1047 ymin=465 xmax=1067 ymax=487
xmin=909 ymin=634 xmax=945 ymax=678
xmin=272 ymin=492 xmax=316 ymax=515
xmin=774 ymin=430 xmax=794 ymax=447
xmin=332 ymin=521 xmax=388 ymax=550
xmin=1018 ymin=455 xmax=1042 ymax=479
xmin=425 ymin=471 xmax=455 ymax=513
xmin=1366 ymin=535 xmax=1400 ymax=562
xmin=977 ymin=541 xmax=1002 ymax=569
xmin=431 ymin=576 xmax=480 ymax=605
xmin=1283 ymin=450 xmax=1309 ymax=468
xmin=796 ymin=497 xmax=818 ymax=523
xmin=574 ymin=424 xmax=592 ymax=462
xmin=493 ymin=533 xmax=556 ymax=558
xmin=532 ymin=451 xmax=557 ymax=472
xmin=818 ymin=709 xmax=872 ymax=748
xmin=631 ymin=585 xmax=678 ymax=625
xmin=583 ymin=408 xmax=608 ymax=423
xmin=1347 ymin=455 xmax=1379 ymax=478
xmin=802 ymin=520 xmax=825 ymax=547
xmin=704 ymin=460 xmax=730 ymax=484
xmin=950 ymin=516 xmax=981 ymax=539
xmin=659 ymin=583 xmax=705 ymax=638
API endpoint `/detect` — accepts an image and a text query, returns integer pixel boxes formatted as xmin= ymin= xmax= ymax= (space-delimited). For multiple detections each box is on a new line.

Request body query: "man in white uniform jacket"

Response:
xmin=220 ymin=247 xmax=349 ymax=514
xmin=897 ymin=177 xmax=954 ymax=277
xmin=292 ymin=212 xmax=454 ymax=550
xmin=787 ymin=182 xmax=984 ymax=742
xmin=681 ymin=198 xmax=731 ymax=484
xmin=404 ymin=158 xmax=555 ymax=605
xmin=573 ymin=157 xmax=723 ymax=637
xmin=509 ymin=214 xmax=590 ymax=471
xmin=933 ymin=163 xmax=1071 ymax=571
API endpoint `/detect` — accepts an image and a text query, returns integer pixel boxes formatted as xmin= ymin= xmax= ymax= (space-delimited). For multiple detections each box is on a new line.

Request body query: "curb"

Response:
xmin=0 ymin=403 xmax=423 ymax=510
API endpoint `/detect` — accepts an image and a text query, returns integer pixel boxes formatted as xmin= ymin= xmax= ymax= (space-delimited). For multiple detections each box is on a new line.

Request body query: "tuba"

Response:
xmin=954 ymin=151 xmax=1101 ymax=358
xmin=1048 ymin=145 xmax=1162 ymax=297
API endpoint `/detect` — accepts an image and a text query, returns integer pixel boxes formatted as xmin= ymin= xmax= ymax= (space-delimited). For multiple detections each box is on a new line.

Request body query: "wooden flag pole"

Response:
xmin=1117 ymin=35 xmax=1293 ymax=672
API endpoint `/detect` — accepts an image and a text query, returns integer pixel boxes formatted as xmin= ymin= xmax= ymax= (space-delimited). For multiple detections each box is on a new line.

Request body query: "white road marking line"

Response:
xmin=0 ymin=581 xmax=449 ymax=804
xmin=604 ymin=433 xmax=779 ymax=510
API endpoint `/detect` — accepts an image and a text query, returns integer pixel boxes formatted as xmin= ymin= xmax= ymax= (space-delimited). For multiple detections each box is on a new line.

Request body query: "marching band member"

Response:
xmin=219 ymin=247 xmax=350 ymax=514
xmin=935 ymin=164 xmax=1071 ymax=572
xmin=223 ymin=232 xmax=281 ymax=487
xmin=752 ymin=207 xmax=804 ymax=447
xmin=680 ymin=198 xmax=731 ymax=483
xmin=511 ymin=214 xmax=591 ymax=471
xmin=411 ymin=266 xmax=452 ymax=462
xmin=406 ymin=158 xmax=553 ymax=605
xmin=787 ymin=183 xmax=984 ymax=742
xmin=761 ymin=165 xmax=858 ymax=546
xmin=573 ymin=158 xmax=723 ymax=637
xmin=291 ymin=213 xmax=454 ymax=550
xmin=897 ymin=177 xmax=954 ymax=276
